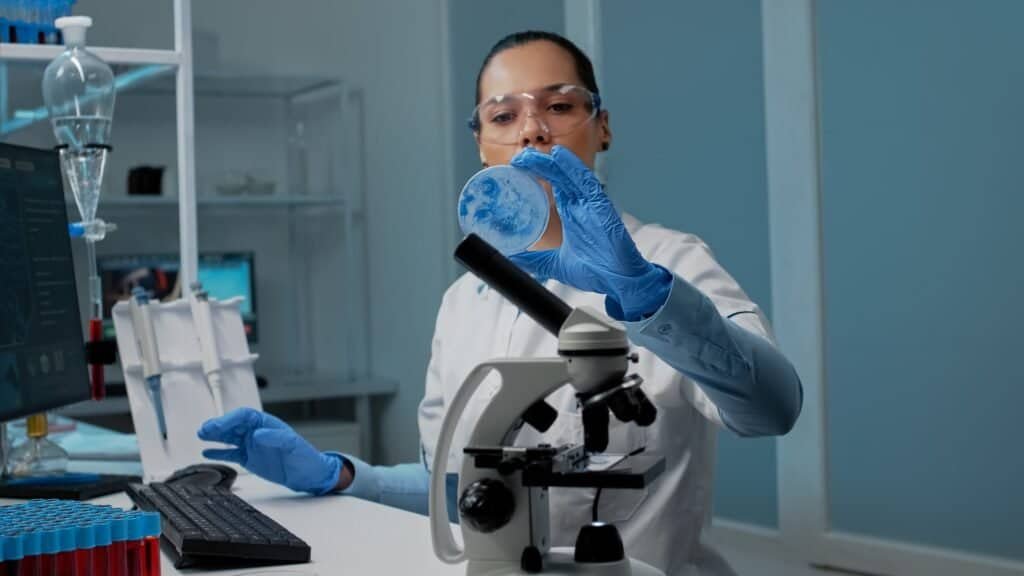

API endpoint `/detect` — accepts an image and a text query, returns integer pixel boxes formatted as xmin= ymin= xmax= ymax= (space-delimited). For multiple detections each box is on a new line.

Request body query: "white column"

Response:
xmin=174 ymin=0 xmax=198 ymax=294
xmin=564 ymin=0 xmax=602 ymax=81
xmin=564 ymin=0 xmax=604 ymax=180
xmin=439 ymin=0 xmax=460 ymax=283
xmin=762 ymin=0 xmax=828 ymax=559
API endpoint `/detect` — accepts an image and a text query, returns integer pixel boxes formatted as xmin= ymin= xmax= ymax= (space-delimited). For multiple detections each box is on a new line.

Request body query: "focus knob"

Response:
xmin=458 ymin=478 xmax=515 ymax=533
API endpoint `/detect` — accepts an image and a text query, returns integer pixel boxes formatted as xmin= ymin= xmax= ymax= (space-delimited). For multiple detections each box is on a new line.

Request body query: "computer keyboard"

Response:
xmin=126 ymin=482 xmax=311 ymax=568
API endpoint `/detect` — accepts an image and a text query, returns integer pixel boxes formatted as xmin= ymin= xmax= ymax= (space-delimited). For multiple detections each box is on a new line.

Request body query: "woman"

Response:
xmin=198 ymin=31 xmax=802 ymax=575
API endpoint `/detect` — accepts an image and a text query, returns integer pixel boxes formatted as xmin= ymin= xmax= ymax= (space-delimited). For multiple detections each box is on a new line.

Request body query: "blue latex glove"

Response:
xmin=509 ymin=145 xmax=672 ymax=321
xmin=197 ymin=407 xmax=341 ymax=495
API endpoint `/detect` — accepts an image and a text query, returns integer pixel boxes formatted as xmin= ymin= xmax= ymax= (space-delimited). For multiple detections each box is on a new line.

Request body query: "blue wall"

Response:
xmin=448 ymin=0 xmax=565 ymax=193
xmin=600 ymin=0 xmax=777 ymax=527
xmin=819 ymin=0 xmax=1024 ymax=560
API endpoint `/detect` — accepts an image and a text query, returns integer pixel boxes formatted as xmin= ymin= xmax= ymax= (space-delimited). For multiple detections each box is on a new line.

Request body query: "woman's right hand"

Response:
xmin=197 ymin=407 xmax=343 ymax=495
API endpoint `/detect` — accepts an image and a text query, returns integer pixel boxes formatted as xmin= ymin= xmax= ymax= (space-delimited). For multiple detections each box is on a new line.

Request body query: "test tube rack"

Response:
xmin=0 ymin=500 xmax=161 ymax=576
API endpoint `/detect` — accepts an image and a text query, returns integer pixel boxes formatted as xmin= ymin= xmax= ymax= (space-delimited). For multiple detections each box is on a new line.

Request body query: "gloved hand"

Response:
xmin=197 ymin=407 xmax=341 ymax=495
xmin=509 ymin=145 xmax=672 ymax=321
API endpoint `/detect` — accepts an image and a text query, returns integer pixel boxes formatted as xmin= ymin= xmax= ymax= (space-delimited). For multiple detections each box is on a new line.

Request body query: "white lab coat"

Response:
xmin=419 ymin=213 xmax=770 ymax=576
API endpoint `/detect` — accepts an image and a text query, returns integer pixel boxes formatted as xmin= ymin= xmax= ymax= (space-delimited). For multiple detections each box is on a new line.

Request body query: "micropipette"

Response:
xmin=189 ymin=282 xmax=225 ymax=416
xmin=130 ymin=287 xmax=167 ymax=440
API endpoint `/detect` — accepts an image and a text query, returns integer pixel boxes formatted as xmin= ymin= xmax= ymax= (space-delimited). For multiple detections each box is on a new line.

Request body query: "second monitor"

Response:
xmin=98 ymin=252 xmax=258 ymax=342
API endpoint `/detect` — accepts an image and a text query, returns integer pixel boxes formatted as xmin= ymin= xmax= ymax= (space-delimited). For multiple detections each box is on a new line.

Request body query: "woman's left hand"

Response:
xmin=509 ymin=145 xmax=671 ymax=321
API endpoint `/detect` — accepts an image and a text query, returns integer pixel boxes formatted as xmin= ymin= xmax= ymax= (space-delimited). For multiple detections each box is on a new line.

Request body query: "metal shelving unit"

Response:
xmin=0 ymin=0 xmax=390 ymax=460
xmin=0 ymin=44 xmax=181 ymax=65
xmin=0 ymin=0 xmax=199 ymax=290
xmin=98 ymin=196 xmax=349 ymax=207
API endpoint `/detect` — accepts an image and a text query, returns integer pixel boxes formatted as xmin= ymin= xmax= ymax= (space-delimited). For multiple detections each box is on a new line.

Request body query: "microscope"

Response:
xmin=430 ymin=235 xmax=666 ymax=576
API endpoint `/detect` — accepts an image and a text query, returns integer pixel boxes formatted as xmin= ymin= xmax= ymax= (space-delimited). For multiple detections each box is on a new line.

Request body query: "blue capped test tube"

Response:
xmin=0 ymin=533 xmax=22 ymax=576
xmin=0 ymin=534 xmax=9 ymax=576
xmin=93 ymin=517 xmax=113 ymax=576
xmin=19 ymin=530 xmax=42 ymax=576
xmin=0 ymin=0 xmax=9 ymax=43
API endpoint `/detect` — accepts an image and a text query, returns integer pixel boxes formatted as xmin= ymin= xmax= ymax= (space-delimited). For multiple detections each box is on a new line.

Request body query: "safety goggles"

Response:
xmin=469 ymin=84 xmax=602 ymax=145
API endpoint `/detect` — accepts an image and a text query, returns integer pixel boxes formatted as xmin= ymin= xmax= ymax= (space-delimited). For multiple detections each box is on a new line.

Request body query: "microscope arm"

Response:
xmin=430 ymin=358 xmax=570 ymax=564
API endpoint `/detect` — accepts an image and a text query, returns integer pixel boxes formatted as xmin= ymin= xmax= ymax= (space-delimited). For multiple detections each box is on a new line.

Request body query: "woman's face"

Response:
xmin=475 ymin=40 xmax=611 ymax=169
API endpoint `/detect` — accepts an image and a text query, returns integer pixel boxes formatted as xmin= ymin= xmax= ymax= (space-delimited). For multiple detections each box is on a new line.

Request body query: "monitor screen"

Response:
xmin=0 ymin=144 xmax=91 ymax=422
xmin=98 ymin=252 xmax=258 ymax=342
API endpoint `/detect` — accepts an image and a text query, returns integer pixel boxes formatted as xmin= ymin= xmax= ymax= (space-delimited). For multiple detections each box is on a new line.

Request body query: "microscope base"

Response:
xmin=466 ymin=548 xmax=665 ymax=576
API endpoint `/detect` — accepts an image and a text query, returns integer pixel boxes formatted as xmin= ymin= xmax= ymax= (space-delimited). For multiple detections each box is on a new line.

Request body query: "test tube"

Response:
xmin=12 ymin=0 xmax=28 ymax=43
xmin=18 ymin=530 xmax=41 ymax=576
xmin=91 ymin=520 xmax=111 ymax=576
xmin=2 ymin=1 xmax=11 ymax=42
xmin=1 ymin=534 xmax=9 ymax=576
xmin=124 ymin=514 xmax=145 ymax=576
xmin=27 ymin=0 xmax=38 ymax=43
xmin=37 ymin=528 xmax=58 ymax=576
xmin=2 ymin=533 xmax=23 ymax=576
xmin=140 ymin=513 xmax=161 ymax=576
xmin=0 ymin=1 xmax=8 ymax=44
xmin=38 ymin=0 xmax=49 ymax=43
xmin=54 ymin=527 xmax=74 ymax=576
xmin=108 ymin=515 xmax=128 ymax=576
xmin=74 ymin=524 xmax=94 ymax=576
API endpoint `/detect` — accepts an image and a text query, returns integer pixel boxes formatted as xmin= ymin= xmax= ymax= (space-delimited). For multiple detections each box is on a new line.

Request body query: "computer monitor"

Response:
xmin=97 ymin=252 xmax=258 ymax=342
xmin=0 ymin=144 xmax=91 ymax=422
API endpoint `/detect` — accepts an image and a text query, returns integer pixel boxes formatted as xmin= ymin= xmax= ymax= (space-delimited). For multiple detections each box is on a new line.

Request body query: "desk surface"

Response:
xmin=1 ymin=474 xmax=464 ymax=575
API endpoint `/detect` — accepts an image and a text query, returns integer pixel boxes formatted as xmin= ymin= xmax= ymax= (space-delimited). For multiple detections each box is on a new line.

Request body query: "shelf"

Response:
xmin=1 ymin=63 xmax=174 ymax=135
xmin=0 ymin=63 xmax=341 ymax=137
xmin=132 ymin=73 xmax=343 ymax=100
xmin=87 ymin=196 xmax=348 ymax=208
xmin=0 ymin=43 xmax=181 ymax=66
xmin=54 ymin=375 xmax=398 ymax=418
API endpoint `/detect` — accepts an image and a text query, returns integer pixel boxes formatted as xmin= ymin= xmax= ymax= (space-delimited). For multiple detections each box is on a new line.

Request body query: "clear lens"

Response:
xmin=472 ymin=85 xmax=598 ymax=145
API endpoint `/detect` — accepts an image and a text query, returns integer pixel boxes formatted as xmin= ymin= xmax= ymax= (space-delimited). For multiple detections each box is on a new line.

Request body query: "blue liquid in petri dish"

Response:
xmin=458 ymin=165 xmax=549 ymax=255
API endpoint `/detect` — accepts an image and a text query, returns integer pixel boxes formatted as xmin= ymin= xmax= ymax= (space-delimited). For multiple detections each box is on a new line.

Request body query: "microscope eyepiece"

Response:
xmin=455 ymin=234 xmax=571 ymax=335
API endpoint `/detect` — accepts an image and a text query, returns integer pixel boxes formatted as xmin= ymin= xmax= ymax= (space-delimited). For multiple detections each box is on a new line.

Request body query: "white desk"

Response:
xmin=1 ymin=474 xmax=465 ymax=575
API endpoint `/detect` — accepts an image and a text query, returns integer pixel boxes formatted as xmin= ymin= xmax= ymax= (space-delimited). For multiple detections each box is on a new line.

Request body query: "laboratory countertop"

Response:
xmin=1 ymin=473 xmax=465 ymax=576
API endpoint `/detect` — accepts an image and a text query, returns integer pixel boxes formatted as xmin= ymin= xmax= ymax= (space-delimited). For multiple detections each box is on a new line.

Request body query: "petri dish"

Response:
xmin=457 ymin=165 xmax=549 ymax=256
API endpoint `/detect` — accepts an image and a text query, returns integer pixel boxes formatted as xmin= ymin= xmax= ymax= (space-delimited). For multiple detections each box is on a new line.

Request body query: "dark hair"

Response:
xmin=475 ymin=30 xmax=600 ymax=105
